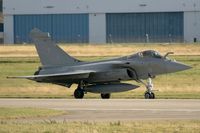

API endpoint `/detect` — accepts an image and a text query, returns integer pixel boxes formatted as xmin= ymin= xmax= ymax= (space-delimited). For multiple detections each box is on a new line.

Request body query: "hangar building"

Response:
xmin=3 ymin=0 xmax=200 ymax=44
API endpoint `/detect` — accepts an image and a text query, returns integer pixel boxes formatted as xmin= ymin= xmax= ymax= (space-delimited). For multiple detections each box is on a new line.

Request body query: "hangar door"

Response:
xmin=14 ymin=14 xmax=89 ymax=43
xmin=106 ymin=12 xmax=183 ymax=43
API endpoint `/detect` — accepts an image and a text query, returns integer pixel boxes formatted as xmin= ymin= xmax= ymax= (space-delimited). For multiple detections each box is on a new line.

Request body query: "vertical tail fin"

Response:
xmin=30 ymin=28 xmax=80 ymax=67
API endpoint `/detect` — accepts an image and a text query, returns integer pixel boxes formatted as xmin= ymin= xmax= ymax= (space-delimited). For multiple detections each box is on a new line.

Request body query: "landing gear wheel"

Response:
xmin=74 ymin=89 xmax=84 ymax=99
xmin=144 ymin=92 xmax=155 ymax=99
xmin=139 ymin=77 xmax=156 ymax=99
xmin=144 ymin=92 xmax=151 ymax=99
xmin=101 ymin=93 xmax=111 ymax=99
xmin=150 ymin=92 xmax=155 ymax=99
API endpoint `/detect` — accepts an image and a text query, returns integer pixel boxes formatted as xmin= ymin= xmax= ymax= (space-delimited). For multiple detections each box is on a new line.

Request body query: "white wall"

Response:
xmin=3 ymin=0 xmax=200 ymax=15
xmin=184 ymin=11 xmax=200 ymax=42
xmin=89 ymin=13 xmax=106 ymax=43
xmin=3 ymin=0 xmax=200 ymax=43
xmin=3 ymin=15 xmax=14 ymax=44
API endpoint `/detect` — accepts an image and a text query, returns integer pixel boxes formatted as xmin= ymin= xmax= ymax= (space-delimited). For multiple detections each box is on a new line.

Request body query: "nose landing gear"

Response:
xmin=139 ymin=77 xmax=155 ymax=99
xmin=144 ymin=77 xmax=155 ymax=99
xmin=144 ymin=91 xmax=155 ymax=99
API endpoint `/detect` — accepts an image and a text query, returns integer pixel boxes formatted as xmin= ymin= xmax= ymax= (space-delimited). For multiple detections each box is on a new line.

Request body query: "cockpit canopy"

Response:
xmin=139 ymin=50 xmax=162 ymax=59
xmin=139 ymin=50 xmax=163 ymax=59
xmin=127 ymin=50 xmax=163 ymax=59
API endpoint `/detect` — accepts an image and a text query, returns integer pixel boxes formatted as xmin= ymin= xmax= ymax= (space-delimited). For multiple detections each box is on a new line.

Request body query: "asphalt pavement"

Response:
xmin=0 ymin=99 xmax=200 ymax=121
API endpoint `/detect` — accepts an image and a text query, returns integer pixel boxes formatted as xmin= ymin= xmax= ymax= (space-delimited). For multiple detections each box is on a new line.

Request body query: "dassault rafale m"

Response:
xmin=8 ymin=29 xmax=191 ymax=99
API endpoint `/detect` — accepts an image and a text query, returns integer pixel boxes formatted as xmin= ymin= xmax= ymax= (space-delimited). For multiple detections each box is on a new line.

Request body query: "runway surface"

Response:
xmin=0 ymin=99 xmax=200 ymax=121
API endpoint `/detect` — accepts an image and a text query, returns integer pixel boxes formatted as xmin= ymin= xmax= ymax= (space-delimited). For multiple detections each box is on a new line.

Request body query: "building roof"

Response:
xmin=3 ymin=0 xmax=200 ymax=15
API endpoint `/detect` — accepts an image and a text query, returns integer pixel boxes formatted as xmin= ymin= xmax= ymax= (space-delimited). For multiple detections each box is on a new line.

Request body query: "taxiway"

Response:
xmin=0 ymin=99 xmax=199 ymax=121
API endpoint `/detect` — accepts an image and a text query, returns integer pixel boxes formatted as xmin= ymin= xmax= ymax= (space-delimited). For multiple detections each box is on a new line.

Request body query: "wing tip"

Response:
xmin=6 ymin=76 xmax=34 ymax=79
xmin=7 ymin=76 xmax=16 ymax=79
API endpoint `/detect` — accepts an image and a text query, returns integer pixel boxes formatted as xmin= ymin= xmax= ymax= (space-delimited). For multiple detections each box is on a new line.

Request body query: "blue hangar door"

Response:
xmin=14 ymin=14 xmax=89 ymax=43
xmin=106 ymin=12 xmax=183 ymax=43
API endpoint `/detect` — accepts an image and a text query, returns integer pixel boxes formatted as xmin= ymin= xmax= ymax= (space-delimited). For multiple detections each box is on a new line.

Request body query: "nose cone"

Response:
xmin=166 ymin=61 xmax=192 ymax=73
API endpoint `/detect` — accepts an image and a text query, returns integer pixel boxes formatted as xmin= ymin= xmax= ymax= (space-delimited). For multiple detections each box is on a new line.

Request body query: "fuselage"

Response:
xmin=36 ymin=50 xmax=191 ymax=85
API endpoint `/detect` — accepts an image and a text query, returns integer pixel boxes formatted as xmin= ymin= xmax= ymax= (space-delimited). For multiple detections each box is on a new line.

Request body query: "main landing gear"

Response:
xmin=74 ymin=87 xmax=111 ymax=99
xmin=74 ymin=81 xmax=85 ymax=99
xmin=74 ymin=87 xmax=84 ymax=99
xmin=101 ymin=93 xmax=111 ymax=99
xmin=73 ymin=81 xmax=111 ymax=99
xmin=139 ymin=77 xmax=155 ymax=99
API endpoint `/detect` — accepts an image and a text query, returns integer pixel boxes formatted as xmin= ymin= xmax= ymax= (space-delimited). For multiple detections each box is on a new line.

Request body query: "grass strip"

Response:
xmin=0 ymin=107 xmax=66 ymax=120
xmin=0 ymin=120 xmax=199 ymax=133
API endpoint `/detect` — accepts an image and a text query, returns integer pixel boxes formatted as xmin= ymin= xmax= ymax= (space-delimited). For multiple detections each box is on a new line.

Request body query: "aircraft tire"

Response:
xmin=101 ymin=93 xmax=110 ymax=99
xmin=144 ymin=92 xmax=155 ymax=99
xmin=74 ymin=89 xmax=84 ymax=99
xmin=150 ymin=92 xmax=155 ymax=99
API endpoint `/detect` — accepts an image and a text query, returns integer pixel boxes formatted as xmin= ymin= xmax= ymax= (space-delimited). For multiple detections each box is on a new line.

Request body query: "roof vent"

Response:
xmin=43 ymin=6 xmax=54 ymax=9
xmin=139 ymin=4 xmax=147 ymax=7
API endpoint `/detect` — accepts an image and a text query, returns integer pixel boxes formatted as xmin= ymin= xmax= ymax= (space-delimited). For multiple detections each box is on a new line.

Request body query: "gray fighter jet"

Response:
xmin=9 ymin=29 xmax=191 ymax=99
